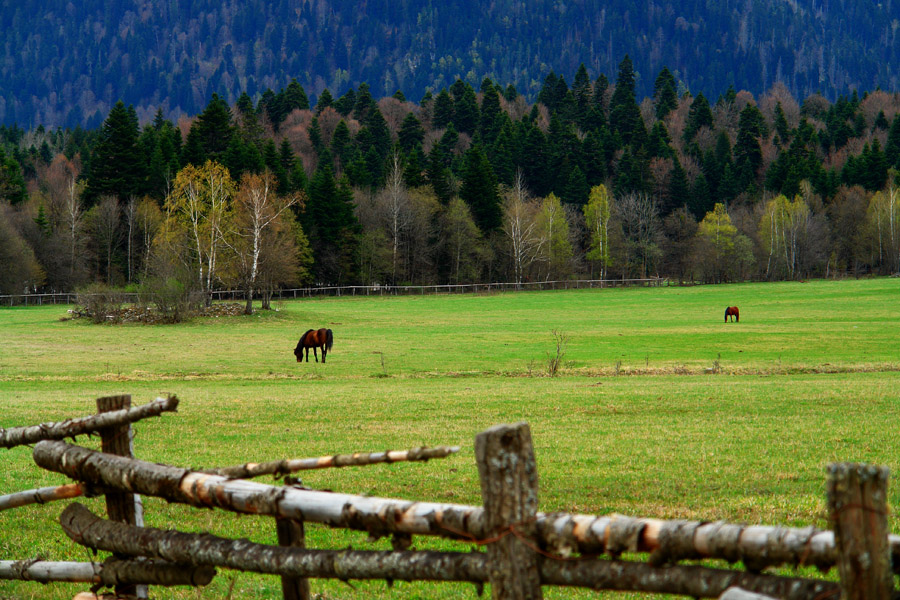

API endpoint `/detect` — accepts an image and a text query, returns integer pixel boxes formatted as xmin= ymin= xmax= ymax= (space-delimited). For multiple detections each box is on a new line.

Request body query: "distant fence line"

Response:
xmin=0 ymin=278 xmax=668 ymax=306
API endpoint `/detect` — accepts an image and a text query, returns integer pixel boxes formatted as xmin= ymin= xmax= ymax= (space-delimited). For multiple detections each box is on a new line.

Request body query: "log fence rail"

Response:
xmin=0 ymin=397 xmax=895 ymax=599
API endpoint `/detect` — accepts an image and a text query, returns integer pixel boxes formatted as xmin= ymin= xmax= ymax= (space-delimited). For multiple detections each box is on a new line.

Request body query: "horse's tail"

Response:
xmin=734 ymin=307 xmax=739 ymax=322
xmin=325 ymin=329 xmax=334 ymax=352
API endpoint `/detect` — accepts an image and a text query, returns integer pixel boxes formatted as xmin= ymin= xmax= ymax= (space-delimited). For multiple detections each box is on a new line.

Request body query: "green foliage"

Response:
xmin=84 ymin=101 xmax=145 ymax=205
xmin=459 ymin=145 xmax=501 ymax=231
xmin=0 ymin=145 xmax=27 ymax=204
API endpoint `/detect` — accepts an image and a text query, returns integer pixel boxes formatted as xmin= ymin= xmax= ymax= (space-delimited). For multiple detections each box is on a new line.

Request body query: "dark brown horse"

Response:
xmin=725 ymin=306 xmax=740 ymax=322
xmin=294 ymin=328 xmax=334 ymax=363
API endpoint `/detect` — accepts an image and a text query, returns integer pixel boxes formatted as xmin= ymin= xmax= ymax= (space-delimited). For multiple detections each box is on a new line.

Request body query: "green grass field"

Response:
xmin=1 ymin=278 xmax=899 ymax=599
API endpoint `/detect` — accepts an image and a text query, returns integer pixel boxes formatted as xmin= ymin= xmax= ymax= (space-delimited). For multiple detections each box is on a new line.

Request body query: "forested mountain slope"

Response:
xmin=2 ymin=0 xmax=899 ymax=127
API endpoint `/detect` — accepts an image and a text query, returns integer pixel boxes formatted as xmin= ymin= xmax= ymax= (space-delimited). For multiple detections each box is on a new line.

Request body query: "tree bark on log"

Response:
xmin=60 ymin=504 xmax=838 ymax=598
xmin=33 ymin=441 xmax=900 ymax=575
xmin=276 ymin=514 xmax=310 ymax=600
xmin=827 ymin=463 xmax=892 ymax=599
xmin=203 ymin=445 xmax=460 ymax=479
xmin=33 ymin=440 xmax=487 ymax=541
xmin=0 ymin=396 xmax=178 ymax=449
xmin=0 ymin=557 xmax=214 ymax=586
xmin=96 ymin=395 xmax=145 ymax=599
xmin=0 ymin=483 xmax=84 ymax=511
xmin=475 ymin=422 xmax=542 ymax=599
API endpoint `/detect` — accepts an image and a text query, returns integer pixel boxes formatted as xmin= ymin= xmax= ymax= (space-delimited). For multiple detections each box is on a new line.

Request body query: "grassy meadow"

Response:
xmin=1 ymin=278 xmax=899 ymax=599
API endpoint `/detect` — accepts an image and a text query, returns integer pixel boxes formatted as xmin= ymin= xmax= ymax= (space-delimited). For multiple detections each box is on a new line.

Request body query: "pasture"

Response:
xmin=1 ymin=278 xmax=899 ymax=599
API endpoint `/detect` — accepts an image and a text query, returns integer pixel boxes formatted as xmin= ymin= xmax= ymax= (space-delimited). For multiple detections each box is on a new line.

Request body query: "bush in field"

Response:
xmin=137 ymin=276 xmax=202 ymax=323
xmin=75 ymin=283 xmax=126 ymax=323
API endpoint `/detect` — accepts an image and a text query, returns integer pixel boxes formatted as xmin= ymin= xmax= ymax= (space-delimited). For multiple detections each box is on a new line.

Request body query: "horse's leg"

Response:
xmin=322 ymin=346 xmax=327 ymax=363
xmin=313 ymin=347 xmax=319 ymax=363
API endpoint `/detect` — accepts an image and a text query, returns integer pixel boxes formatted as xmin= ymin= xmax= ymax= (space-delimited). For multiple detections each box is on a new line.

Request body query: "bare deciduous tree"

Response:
xmin=502 ymin=170 xmax=543 ymax=286
xmin=230 ymin=171 xmax=302 ymax=314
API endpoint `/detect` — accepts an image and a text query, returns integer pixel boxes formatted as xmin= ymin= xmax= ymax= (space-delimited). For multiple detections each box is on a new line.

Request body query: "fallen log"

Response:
xmin=60 ymin=503 xmax=839 ymax=599
xmin=0 ymin=556 xmax=214 ymax=586
xmin=202 ymin=445 xmax=460 ymax=480
xmin=32 ymin=441 xmax=900 ymax=574
xmin=0 ymin=396 xmax=178 ymax=449
xmin=0 ymin=483 xmax=84 ymax=511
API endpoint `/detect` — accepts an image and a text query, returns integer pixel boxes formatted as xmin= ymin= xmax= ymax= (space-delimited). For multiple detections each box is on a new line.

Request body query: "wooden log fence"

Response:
xmin=0 ymin=395 xmax=178 ymax=448
xmin=6 ymin=398 xmax=898 ymax=599
xmin=202 ymin=445 xmax=460 ymax=479
xmin=0 ymin=557 xmax=214 ymax=586
xmin=30 ymin=438 xmax=900 ymax=575
xmin=57 ymin=502 xmax=840 ymax=599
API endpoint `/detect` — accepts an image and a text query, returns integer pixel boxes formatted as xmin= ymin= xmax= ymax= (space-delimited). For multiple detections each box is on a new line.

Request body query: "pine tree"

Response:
xmin=667 ymin=157 xmax=690 ymax=214
xmin=683 ymin=93 xmax=714 ymax=143
xmin=0 ymin=145 xmax=27 ymax=205
xmin=453 ymin=84 xmax=479 ymax=135
xmin=562 ymin=165 xmax=589 ymax=206
xmin=609 ymin=55 xmax=645 ymax=147
xmin=85 ymin=101 xmax=146 ymax=205
xmin=653 ymin=67 xmax=678 ymax=120
xmin=284 ymin=79 xmax=310 ymax=112
xmin=886 ymin=115 xmax=900 ymax=168
xmin=774 ymin=102 xmax=791 ymax=145
xmin=187 ymin=93 xmax=234 ymax=164
xmin=733 ymin=103 xmax=766 ymax=192
xmin=432 ymin=89 xmax=454 ymax=129
xmin=459 ymin=145 xmax=501 ymax=231
xmin=398 ymin=112 xmax=425 ymax=153
xmin=316 ymin=88 xmax=334 ymax=114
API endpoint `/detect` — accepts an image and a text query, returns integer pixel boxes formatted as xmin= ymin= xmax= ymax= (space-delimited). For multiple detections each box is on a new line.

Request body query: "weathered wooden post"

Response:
xmin=96 ymin=395 xmax=146 ymax=599
xmin=475 ymin=422 xmax=542 ymax=600
xmin=276 ymin=477 xmax=310 ymax=600
xmin=826 ymin=462 xmax=892 ymax=600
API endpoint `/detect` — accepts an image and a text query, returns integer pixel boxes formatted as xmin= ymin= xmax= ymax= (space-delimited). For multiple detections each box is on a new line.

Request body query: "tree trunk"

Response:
xmin=60 ymin=503 xmax=838 ymax=598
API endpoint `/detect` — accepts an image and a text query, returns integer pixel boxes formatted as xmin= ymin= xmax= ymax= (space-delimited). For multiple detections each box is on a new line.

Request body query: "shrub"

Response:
xmin=75 ymin=283 xmax=127 ymax=323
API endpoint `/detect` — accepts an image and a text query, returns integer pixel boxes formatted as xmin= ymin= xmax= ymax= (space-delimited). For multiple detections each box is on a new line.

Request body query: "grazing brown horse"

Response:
xmin=294 ymin=328 xmax=334 ymax=363
xmin=725 ymin=306 xmax=740 ymax=322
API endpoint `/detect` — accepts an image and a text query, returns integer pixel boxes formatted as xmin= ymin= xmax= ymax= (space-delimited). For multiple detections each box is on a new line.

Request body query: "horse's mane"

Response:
xmin=298 ymin=329 xmax=314 ymax=348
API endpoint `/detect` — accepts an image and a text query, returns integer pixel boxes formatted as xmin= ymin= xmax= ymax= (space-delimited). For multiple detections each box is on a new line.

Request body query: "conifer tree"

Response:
xmin=85 ymin=101 xmax=146 ymax=206
xmin=0 ymin=146 xmax=28 ymax=205
xmin=653 ymin=67 xmax=678 ymax=120
xmin=316 ymin=88 xmax=334 ymax=114
xmin=683 ymin=93 xmax=714 ymax=143
xmin=398 ymin=112 xmax=425 ymax=153
xmin=609 ymin=55 xmax=645 ymax=147
xmin=432 ymin=89 xmax=454 ymax=129
xmin=459 ymin=145 xmax=501 ymax=231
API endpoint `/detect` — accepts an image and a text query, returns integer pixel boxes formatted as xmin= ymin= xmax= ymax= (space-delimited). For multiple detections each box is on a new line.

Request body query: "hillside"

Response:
xmin=2 ymin=0 xmax=899 ymax=127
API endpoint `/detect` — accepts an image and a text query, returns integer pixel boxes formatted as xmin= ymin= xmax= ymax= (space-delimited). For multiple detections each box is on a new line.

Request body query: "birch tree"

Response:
xmin=866 ymin=180 xmax=900 ymax=273
xmin=759 ymin=192 xmax=813 ymax=280
xmin=441 ymin=197 xmax=484 ymax=284
xmin=583 ymin=184 xmax=612 ymax=279
xmin=165 ymin=161 xmax=234 ymax=306
xmin=91 ymin=196 xmax=122 ymax=285
xmin=535 ymin=192 xmax=573 ymax=281
xmin=696 ymin=202 xmax=738 ymax=283
xmin=616 ymin=192 xmax=660 ymax=278
xmin=231 ymin=171 xmax=302 ymax=314
xmin=375 ymin=152 xmax=412 ymax=283
xmin=501 ymin=170 xmax=543 ymax=287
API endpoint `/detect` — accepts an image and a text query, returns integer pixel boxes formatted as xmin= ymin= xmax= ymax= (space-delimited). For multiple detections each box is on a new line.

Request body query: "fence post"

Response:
xmin=276 ymin=477 xmax=310 ymax=600
xmin=96 ymin=395 xmax=146 ymax=599
xmin=826 ymin=462 xmax=892 ymax=599
xmin=475 ymin=422 xmax=542 ymax=600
